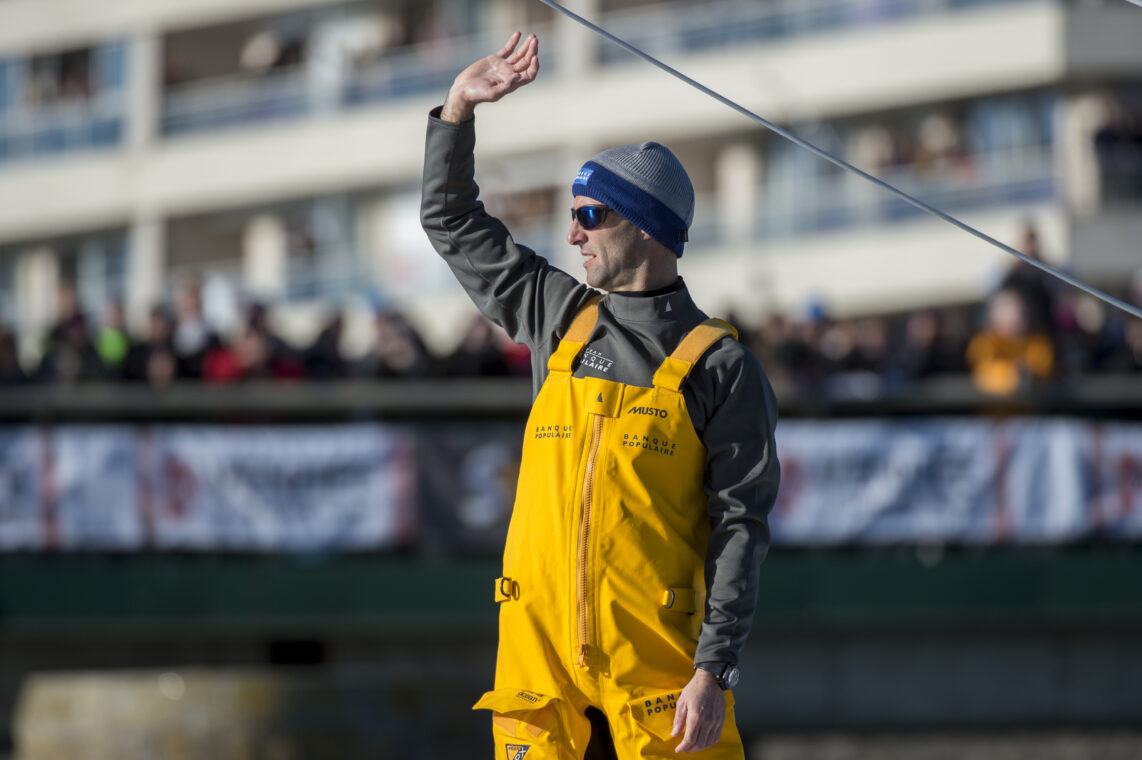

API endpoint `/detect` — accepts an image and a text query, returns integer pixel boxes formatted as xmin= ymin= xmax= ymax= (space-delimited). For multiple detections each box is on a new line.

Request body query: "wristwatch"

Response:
xmin=695 ymin=662 xmax=740 ymax=690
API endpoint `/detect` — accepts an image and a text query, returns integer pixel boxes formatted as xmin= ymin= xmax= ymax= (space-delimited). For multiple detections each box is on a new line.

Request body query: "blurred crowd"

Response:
xmin=746 ymin=226 xmax=1142 ymax=399
xmin=0 ymin=277 xmax=532 ymax=388
xmin=1 ymin=226 xmax=1139 ymax=397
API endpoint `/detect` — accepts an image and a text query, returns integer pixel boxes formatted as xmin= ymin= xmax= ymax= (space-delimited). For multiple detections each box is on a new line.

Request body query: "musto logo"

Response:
xmin=626 ymin=405 xmax=667 ymax=418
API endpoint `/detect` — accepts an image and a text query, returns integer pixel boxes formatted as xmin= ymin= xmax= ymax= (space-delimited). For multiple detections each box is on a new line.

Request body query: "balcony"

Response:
xmin=598 ymin=0 xmax=1047 ymax=64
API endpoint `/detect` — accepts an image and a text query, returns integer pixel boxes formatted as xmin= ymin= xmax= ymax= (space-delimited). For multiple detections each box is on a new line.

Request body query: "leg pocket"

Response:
xmin=625 ymin=689 xmax=744 ymax=759
xmin=474 ymin=688 xmax=566 ymax=759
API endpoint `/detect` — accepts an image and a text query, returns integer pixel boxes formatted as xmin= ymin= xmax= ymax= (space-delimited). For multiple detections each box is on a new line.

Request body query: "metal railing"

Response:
xmin=747 ymin=145 xmax=1057 ymax=242
xmin=0 ymin=90 xmax=124 ymax=164
xmin=0 ymin=374 xmax=1138 ymax=422
xmin=162 ymin=65 xmax=312 ymax=136
xmin=157 ymin=0 xmax=1043 ymax=137
xmin=161 ymin=23 xmax=560 ymax=137
xmin=597 ymin=0 xmax=1049 ymax=65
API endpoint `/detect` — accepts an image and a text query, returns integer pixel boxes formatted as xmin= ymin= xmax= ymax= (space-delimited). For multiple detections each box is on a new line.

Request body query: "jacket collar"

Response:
xmin=602 ymin=279 xmax=702 ymax=324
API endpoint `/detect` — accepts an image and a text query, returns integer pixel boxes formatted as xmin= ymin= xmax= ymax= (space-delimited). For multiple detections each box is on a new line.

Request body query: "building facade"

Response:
xmin=0 ymin=0 xmax=1139 ymax=360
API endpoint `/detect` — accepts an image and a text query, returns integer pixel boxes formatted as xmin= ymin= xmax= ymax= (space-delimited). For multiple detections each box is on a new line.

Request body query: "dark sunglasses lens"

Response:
xmin=573 ymin=207 xmax=607 ymax=229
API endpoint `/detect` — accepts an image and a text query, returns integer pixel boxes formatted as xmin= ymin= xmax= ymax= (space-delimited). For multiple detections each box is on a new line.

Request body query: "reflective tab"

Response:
xmin=659 ymin=586 xmax=695 ymax=613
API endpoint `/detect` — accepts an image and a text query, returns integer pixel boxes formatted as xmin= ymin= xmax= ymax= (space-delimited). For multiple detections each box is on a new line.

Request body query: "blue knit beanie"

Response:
xmin=572 ymin=141 xmax=694 ymax=257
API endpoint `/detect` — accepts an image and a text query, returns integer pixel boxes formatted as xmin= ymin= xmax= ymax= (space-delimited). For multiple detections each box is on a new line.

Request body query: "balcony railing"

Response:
xmin=748 ymin=145 xmax=1056 ymax=242
xmin=598 ymin=0 xmax=1050 ymax=65
xmin=0 ymin=91 xmax=124 ymax=164
xmin=157 ymin=0 xmax=1046 ymax=138
xmin=162 ymin=65 xmax=311 ymax=137
xmin=162 ymin=24 xmax=559 ymax=138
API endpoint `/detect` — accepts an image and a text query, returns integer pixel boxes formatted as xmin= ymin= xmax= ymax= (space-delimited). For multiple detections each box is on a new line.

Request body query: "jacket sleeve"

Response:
xmin=419 ymin=107 xmax=593 ymax=355
xmin=691 ymin=344 xmax=780 ymax=668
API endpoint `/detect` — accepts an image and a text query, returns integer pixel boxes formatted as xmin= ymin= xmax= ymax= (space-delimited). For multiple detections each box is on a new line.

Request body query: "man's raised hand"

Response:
xmin=441 ymin=32 xmax=539 ymax=123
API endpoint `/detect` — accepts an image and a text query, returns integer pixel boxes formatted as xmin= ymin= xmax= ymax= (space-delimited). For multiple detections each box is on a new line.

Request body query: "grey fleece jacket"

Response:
xmin=420 ymin=106 xmax=780 ymax=669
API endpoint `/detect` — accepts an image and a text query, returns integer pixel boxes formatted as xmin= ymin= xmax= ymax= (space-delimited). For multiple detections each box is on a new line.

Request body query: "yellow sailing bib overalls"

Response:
xmin=475 ymin=298 xmax=746 ymax=760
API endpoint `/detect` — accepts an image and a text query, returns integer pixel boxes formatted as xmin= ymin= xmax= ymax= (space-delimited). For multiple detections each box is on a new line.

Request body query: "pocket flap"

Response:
xmin=474 ymin=688 xmax=559 ymax=740
xmin=473 ymin=688 xmax=557 ymax=715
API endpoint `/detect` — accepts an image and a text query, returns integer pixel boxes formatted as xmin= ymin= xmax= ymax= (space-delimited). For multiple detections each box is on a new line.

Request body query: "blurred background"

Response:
xmin=1 ymin=0 xmax=1141 ymax=757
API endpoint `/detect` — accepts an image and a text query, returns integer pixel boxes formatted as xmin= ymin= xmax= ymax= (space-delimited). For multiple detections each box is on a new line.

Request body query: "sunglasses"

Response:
xmin=571 ymin=205 xmax=612 ymax=230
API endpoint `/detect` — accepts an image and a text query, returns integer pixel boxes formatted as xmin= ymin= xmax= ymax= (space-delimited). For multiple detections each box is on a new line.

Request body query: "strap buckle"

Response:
xmin=495 ymin=576 xmax=520 ymax=603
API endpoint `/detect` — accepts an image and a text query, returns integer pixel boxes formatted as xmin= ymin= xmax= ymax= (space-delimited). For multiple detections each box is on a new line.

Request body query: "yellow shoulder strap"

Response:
xmin=547 ymin=293 xmax=603 ymax=373
xmin=652 ymin=318 xmax=739 ymax=391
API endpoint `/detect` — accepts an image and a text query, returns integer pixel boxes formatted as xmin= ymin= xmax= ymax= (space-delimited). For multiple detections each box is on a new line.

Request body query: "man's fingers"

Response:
xmin=521 ymin=37 xmax=540 ymax=76
xmin=497 ymin=31 xmax=522 ymax=59
xmin=509 ymin=35 xmax=538 ymax=68
xmin=504 ymin=32 xmax=534 ymax=64
xmin=676 ymin=714 xmax=725 ymax=753
xmin=508 ymin=37 xmax=538 ymax=88
xmin=671 ymin=702 xmax=687 ymax=738
xmin=675 ymin=708 xmax=702 ymax=753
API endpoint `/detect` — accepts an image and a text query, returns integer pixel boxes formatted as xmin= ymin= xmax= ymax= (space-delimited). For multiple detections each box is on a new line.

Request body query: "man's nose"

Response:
xmin=567 ymin=219 xmax=587 ymax=246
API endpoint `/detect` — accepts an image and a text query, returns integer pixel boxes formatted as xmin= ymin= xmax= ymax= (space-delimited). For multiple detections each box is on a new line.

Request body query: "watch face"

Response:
xmin=722 ymin=665 xmax=740 ymax=690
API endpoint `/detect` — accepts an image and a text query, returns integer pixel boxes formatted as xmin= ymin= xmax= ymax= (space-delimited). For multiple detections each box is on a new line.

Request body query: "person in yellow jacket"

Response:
xmin=421 ymin=33 xmax=780 ymax=758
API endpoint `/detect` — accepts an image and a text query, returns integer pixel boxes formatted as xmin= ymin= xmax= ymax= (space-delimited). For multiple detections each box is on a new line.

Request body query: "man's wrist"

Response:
xmin=694 ymin=661 xmax=740 ymax=690
xmin=440 ymin=93 xmax=476 ymax=123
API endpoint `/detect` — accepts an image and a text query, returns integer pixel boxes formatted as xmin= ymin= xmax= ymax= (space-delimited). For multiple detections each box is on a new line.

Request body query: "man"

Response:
xmin=420 ymin=32 xmax=779 ymax=759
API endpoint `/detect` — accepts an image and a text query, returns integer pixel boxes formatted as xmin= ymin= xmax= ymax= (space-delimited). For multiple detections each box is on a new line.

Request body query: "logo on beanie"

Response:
xmin=574 ymin=167 xmax=594 ymax=185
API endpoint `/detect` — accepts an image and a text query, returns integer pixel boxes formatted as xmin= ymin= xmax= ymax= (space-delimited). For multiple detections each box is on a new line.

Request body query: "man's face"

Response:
xmin=568 ymin=196 xmax=645 ymax=292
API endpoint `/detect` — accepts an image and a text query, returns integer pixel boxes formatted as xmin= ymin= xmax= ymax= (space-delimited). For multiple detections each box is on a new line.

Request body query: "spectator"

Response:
xmin=37 ymin=282 xmax=93 ymax=382
xmin=822 ymin=316 xmax=892 ymax=400
xmin=95 ymin=299 xmax=131 ymax=379
xmin=359 ymin=308 xmax=436 ymax=379
xmin=124 ymin=306 xmax=178 ymax=387
xmin=36 ymin=312 xmax=105 ymax=383
xmin=1091 ymin=270 xmax=1142 ymax=373
xmin=965 ymin=288 xmax=1054 ymax=395
xmin=42 ymin=281 xmax=79 ymax=349
xmin=172 ymin=277 xmax=221 ymax=379
xmin=745 ymin=313 xmax=794 ymax=390
xmin=890 ymin=309 xmax=942 ymax=382
xmin=439 ymin=314 xmax=511 ymax=377
xmin=303 ymin=312 xmax=348 ymax=379
xmin=1093 ymin=95 xmax=1142 ymax=202
xmin=204 ymin=300 xmax=303 ymax=382
xmin=815 ymin=317 xmax=858 ymax=376
xmin=201 ymin=340 xmax=243 ymax=383
xmin=784 ymin=307 xmax=831 ymax=390
xmin=1100 ymin=318 xmax=1142 ymax=373
xmin=0 ymin=324 xmax=27 ymax=385
xmin=498 ymin=328 xmax=532 ymax=377
xmin=995 ymin=224 xmax=1056 ymax=338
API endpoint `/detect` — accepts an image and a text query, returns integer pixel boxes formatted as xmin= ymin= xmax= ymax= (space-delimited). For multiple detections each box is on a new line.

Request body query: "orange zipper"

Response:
xmin=576 ymin=413 xmax=605 ymax=668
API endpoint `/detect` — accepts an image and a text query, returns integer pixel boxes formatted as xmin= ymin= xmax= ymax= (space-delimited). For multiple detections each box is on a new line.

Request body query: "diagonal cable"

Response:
xmin=537 ymin=0 xmax=1142 ymax=320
